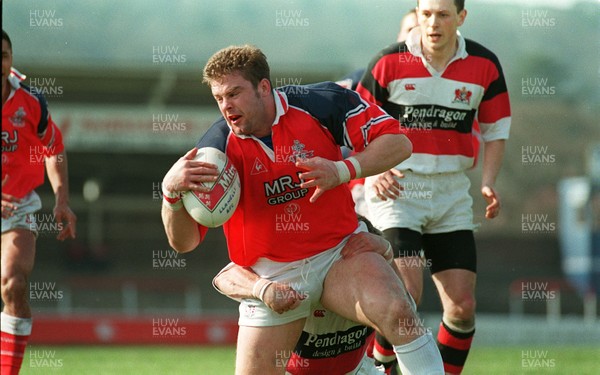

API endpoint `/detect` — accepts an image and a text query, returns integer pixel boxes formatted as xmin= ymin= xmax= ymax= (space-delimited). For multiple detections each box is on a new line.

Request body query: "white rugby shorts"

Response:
xmin=238 ymin=221 xmax=368 ymax=327
xmin=1 ymin=191 xmax=42 ymax=236
xmin=364 ymin=170 xmax=478 ymax=234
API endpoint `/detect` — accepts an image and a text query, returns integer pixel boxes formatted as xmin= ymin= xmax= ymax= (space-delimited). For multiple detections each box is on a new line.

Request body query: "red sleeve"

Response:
xmin=348 ymin=178 xmax=365 ymax=189
xmin=344 ymin=98 xmax=402 ymax=153
xmin=40 ymin=115 xmax=65 ymax=156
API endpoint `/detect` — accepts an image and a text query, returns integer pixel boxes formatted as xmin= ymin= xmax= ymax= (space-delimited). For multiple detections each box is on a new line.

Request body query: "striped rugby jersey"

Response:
xmin=2 ymin=69 xmax=64 ymax=198
xmin=357 ymin=29 xmax=511 ymax=174
xmin=196 ymin=82 xmax=401 ymax=266
xmin=287 ymin=303 xmax=374 ymax=374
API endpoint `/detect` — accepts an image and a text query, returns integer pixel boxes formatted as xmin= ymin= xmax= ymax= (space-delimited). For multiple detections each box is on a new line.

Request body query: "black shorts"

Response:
xmin=382 ymin=228 xmax=477 ymax=274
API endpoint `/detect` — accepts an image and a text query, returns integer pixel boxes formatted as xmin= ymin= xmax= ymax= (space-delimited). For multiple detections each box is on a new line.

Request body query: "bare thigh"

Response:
xmin=235 ymin=318 xmax=305 ymax=375
xmin=320 ymin=252 xmax=418 ymax=344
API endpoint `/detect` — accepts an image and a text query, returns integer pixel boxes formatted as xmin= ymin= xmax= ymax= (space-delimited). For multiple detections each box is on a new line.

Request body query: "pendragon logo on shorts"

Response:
xmin=192 ymin=160 xmax=237 ymax=212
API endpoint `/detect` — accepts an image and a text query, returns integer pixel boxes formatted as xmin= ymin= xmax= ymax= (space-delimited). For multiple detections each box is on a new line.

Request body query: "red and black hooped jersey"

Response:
xmin=2 ymin=70 xmax=64 ymax=198
xmin=287 ymin=304 xmax=374 ymax=374
xmin=357 ymin=30 xmax=511 ymax=174
xmin=196 ymin=82 xmax=401 ymax=266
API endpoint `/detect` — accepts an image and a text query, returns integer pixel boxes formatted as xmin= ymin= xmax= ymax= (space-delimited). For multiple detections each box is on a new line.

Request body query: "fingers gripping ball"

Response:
xmin=182 ymin=147 xmax=241 ymax=227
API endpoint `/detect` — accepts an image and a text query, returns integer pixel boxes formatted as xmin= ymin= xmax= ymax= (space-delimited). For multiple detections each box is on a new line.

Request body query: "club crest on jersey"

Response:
xmin=10 ymin=107 xmax=27 ymax=127
xmin=290 ymin=139 xmax=314 ymax=163
xmin=453 ymin=87 xmax=472 ymax=105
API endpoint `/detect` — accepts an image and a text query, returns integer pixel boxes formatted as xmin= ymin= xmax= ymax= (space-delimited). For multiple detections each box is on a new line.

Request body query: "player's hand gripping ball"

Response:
xmin=182 ymin=147 xmax=241 ymax=227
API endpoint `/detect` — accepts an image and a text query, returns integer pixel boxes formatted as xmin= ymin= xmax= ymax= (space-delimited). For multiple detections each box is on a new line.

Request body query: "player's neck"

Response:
xmin=253 ymin=93 xmax=276 ymax=138
xmin=422 ymin=38 xmax=458 ymax=72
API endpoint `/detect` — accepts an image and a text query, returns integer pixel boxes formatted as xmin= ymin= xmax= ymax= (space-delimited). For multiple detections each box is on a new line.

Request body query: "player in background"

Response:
xmin=162 ymin=45 xmax=444 ymax=374
xmin=356 ymin=1 xmax=511 ymax=373
xmin=213 ymin=222 xmax=397 ymax=375
xmin=1 ymin=30 xmax=76 ymax=375
xmin=338 ymin=9 xmax=419 ymax=221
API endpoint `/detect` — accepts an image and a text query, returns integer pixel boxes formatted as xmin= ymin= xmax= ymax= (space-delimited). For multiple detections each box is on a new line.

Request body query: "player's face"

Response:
xmin=417 ymin=0 xmax=466 ymax=52
xmin=210 ymin=72 xmax=272 ymax=137
xmin=397 ymin=13 xmax=418 ymax=42
xmin=2 ymin=39 xmax=13 ymax=94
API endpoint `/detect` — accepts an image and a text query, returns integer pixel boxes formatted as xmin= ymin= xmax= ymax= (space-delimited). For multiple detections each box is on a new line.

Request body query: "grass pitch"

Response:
xmin=20 ymin=344 xmax=600 ymax=374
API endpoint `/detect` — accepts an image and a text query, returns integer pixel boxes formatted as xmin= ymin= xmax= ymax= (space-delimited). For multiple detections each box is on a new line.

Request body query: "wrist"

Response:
xmin=333 ymin=156 xmax=362 ymax=184
xmin=54 ymin=197 xmax=69 ymax=206
xmin=252 ymin=278 xmax=273 ymax=302
xmin=162 ymin=181 xmax=180 ymax=198
xmin=162 ymin=183 xmax=183 ymax=210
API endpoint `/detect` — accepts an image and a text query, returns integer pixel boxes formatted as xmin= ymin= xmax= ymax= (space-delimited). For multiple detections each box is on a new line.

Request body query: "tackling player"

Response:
xmin=356 ymin=1 xmax=511 ymax=373
xmin=1 ymin=30 xmax=76 ymax=375
xmin=162 ymin=45 xmax=444 ymax=374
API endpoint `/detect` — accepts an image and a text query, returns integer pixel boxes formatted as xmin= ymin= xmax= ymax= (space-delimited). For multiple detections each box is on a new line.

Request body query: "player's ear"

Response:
xmin=257 ymin=78 xmax=271 ymax=96
xmin=457 ymin=9 xmax=467 ymax=26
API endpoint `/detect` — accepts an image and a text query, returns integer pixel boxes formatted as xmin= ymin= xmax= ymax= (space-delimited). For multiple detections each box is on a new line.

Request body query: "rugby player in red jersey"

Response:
xmin=1 ymin=30 xmax=76 ymax=375
xmin=162 ymin=45 xmax=444 ymax=374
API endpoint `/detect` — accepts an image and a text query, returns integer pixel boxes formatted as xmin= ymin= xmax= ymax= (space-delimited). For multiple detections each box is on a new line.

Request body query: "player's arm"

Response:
xmin=296 ymin=84 xmax=411 ymax=202
xmin=477 ymin=53 xmax=511 ymax=220
xmin=213 ymin=264 xmax=304 ymax=314
xmin=45 ymin=151 xmax=76 ymax=240
xmin=297 ymin=133 xmax=410 ymax=202
xmin=481 ymin=139 xmax=505 ymax=219
xmin=161 ymin=148 xmax=219 ymax=252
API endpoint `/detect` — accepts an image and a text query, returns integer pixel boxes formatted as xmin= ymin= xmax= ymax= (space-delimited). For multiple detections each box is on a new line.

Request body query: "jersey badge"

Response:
xmin=405 ymin=83 xmax=416 ymax=91
xmin=453 ymin=87 xmax=472 ymax=105
xmin=10 ymin=107 xmax=27 ymax=127
xmin=290 ymin=140 xmax=314 ymax=163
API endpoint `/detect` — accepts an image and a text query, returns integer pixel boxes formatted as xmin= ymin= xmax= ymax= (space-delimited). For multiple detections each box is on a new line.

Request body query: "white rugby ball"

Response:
xmin=182 ymin=147 xmax=241 ymax=227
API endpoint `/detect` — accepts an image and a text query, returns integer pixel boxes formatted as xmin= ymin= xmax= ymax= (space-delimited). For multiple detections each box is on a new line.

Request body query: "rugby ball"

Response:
xmin=182 ymin=147 xmax=241 ymax=227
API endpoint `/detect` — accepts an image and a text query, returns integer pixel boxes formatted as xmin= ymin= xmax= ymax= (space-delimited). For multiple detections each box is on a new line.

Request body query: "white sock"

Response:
xmin=1 ymin=312 xmax=32 ymax=335
xmin=394 ymin=331 xmax=444 ymax=375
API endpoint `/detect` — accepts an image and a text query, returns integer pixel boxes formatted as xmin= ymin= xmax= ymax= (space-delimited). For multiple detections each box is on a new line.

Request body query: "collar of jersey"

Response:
xmin=8 ymin=67 xmax=26 ymax=88
xmin=6 ymin=68 xmax=26 ymax=102
xmin=272 ymin=89 xmax=289 ymax=126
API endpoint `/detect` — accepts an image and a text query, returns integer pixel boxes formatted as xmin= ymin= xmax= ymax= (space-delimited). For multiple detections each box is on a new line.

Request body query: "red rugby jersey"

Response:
xmin=356 ymin=30 xmax=511 ymax=174
xmin=2 ymin=69 xmax=64 ymax=198
xmin=196 ymin=82 xmax=401 ymax=266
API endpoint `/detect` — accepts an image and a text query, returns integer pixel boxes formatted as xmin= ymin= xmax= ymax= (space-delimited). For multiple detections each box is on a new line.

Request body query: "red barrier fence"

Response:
xmin=29 ymin=314 xmax=239 ymax=345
